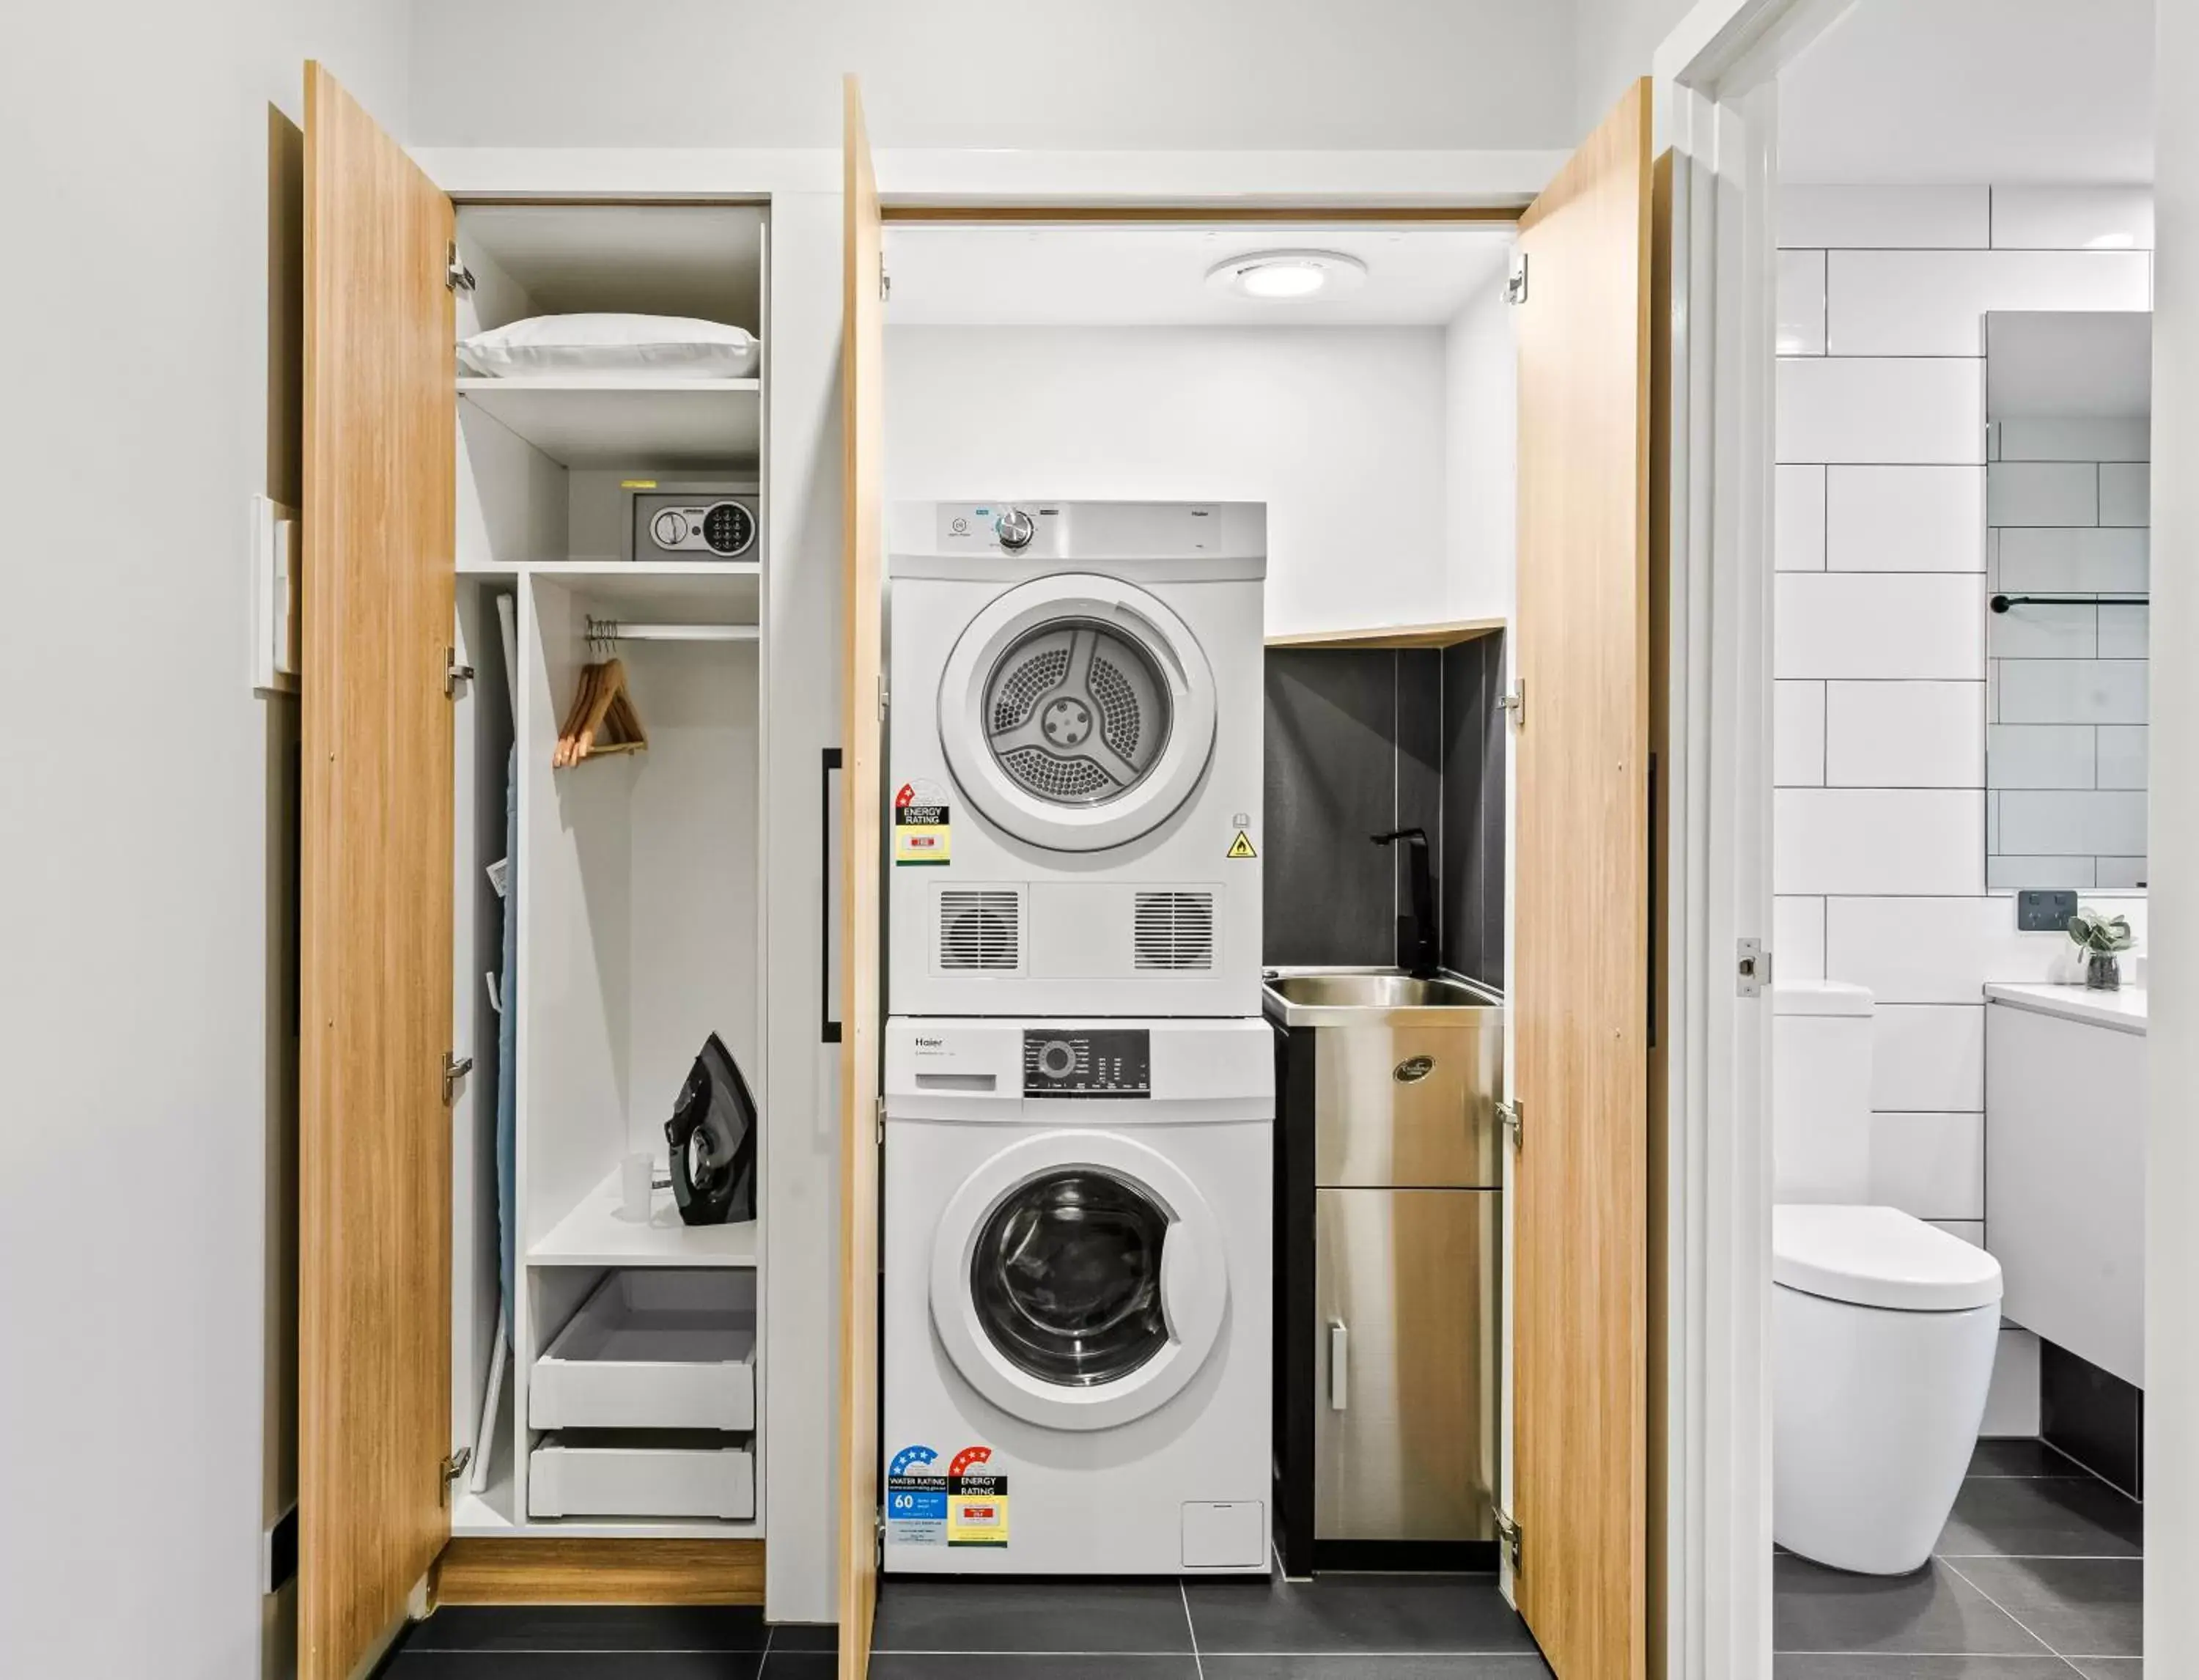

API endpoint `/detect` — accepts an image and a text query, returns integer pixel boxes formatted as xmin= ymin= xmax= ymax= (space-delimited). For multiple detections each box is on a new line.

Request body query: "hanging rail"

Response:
xmin=1990 ymin=593 xmax=2149 ymax=614
xmin=586 ymin=615 xmax=760 ymax=649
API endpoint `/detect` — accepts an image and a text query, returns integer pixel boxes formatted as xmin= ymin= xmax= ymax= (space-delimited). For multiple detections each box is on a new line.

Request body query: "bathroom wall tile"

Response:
xmin=1395 ymin=648 xmax=1445 ymax=968
xmin=1870 ymin=1004 xmax=1985 ymax=1111
xmin=1778 ymin=249 xmax=1827 ymax=355
xmin=1825 ymin=681 xmax=1984 ymax=788
xmin=1991 ymin=185 xmax=2154 ymax=251
xmin=1868 ymin=1110 xmax=1983 ymax=1220
xmin=1775 ymin=574 xmax=1986 ymax=680
xmin=2096 ymin=603 xmax=2147 ymax=660
xmin=1997 ymin=416 xmax=2149 ymax=463
xmin=1995 ymin=527 xmax=2148 ymax=594
xmin=1777 ymin=465 xmax=1827 ymax=571
xmin=1775 ymin=895 xmax=1827 ymax=982
xmin=1987 ymin=724 xmax=2096 ymax=790
xmin=1264 ymin=649 xmax=1399 ymax=968
xmin=2098 ymin=462 xmax=2150 ymax=528
xmin=1826 ymin=896 xmax=2073 ymax=1001
xmin=1774 ymin=681 xmax=1826 ymax=786
xmin=2096 ymin=726 xmax=2147 ymax=790
xmin=1981 ymin=1327 xmax=2044 ymax=1438
xmin=1826 ymin=251 xmax=2150 ymax=356
xmin=1988 ymin=601 xmax=2096 ymax=660
xmin=1999 ymin=790 xmax=2148 ymax=857
xmin=1825 ymin=465 xmax=1985 ymax=572
xmin=1775 ymin=791 xmax=1983 ymax=896
xmin=2096 ymin=857 xmax=2148 ymax=891
xmin=1778 ymin=357 xmax=1984 ymax=465
xmin=1986 ymin=461 xmax=2099 ymax=526
xmin=1440 ymin=634 xmax=1506 ymax=987
xmin=1988 ymin=855 xmax=2096 ymax=891
xmin=1996 ymin=659 xmax=2147 ymax=725
xmin=1780 ymin=183 xmax=1990 ymax=250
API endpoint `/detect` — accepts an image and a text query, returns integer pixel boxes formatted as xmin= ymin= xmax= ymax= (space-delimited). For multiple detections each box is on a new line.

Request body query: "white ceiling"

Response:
xmin=1780 ymin=0 xmax=2154 ymax=184
xmin=882 ymin=224 xmax=1514 ymax=328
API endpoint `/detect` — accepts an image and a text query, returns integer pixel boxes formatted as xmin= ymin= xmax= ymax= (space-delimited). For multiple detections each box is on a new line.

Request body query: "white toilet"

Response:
xmin=1772 ymin=981 xmax=2003 ymax=1575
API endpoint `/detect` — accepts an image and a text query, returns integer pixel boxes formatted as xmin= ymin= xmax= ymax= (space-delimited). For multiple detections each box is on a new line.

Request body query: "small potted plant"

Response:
xmin=2067 ymin=907 xmax=2136 ymax=991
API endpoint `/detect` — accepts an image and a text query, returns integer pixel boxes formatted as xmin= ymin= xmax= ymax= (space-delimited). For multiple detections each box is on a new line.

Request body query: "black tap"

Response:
xmin=1370 ymin=827 xmax=1438 ymax=980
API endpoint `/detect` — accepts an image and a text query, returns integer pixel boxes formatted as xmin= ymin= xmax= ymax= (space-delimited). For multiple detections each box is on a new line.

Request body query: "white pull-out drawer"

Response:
xmin=528 ymin=1432 xmax=755 ymax=1520
xmin=531 ymin=1270 xmax=756 ymax=1432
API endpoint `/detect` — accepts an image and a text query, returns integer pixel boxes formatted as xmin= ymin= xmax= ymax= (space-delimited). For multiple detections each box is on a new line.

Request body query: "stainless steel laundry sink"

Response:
xmin=1261 ymin=966 xmax=1500 ymax=1025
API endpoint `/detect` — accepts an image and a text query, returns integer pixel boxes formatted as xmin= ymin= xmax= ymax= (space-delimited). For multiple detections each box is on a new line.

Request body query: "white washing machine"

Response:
xmin=887 ymin=500 xmax=1266 ymax=1018
xmin=881 ymin=1016 xmax=1272 ymax=1576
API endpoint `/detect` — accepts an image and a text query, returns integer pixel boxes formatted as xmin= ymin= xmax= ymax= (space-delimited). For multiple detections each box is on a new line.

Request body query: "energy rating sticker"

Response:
xmin=894 ymin=779 xmax=952 ymax=866
xmin=946 ymin=1445 xmax=1008 ymax=1547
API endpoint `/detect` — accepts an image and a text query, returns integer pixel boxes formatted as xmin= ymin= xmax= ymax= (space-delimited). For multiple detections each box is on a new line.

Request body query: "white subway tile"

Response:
xmin=1987 ymin=855 xmax=2096 ymax=889
xmin=1991 ymin=185 xmax=2154 ymax=251
xmin=1987 ymin=724 xmax=2096 ymax=789
xmin=1775 ymin=895 xmax=1827 ymax=981
xmin=1989 ymin=601 xmax=2096 ymax=660
xmin=1825 ymin=681 xmax=1984 ymax=787
xmin=2098 ymin=603 xmax=2148 ymax=659
xmin=1997 ymin=416 xmax=2149 ymax=463
xmin=1775 ymin=680 xmax=1826 ymax=786
xmin=1996 ymin=527 xmax=2148 ymax=593
xmin=1826 ymin=895 xmax=2074 ymax=1000
xmin=1997 ymin=659 xmax=2148 ymax=724
xmin=1780 ymin=184 xmax=1990 ymax=250
xmin=1778 ymin=358 xmax=1983 ymax=465
xmin=1869 ymin=1111 xmax=1984 ymax=1220
xmin=1826 ymin=251 xmax=2150 ymax=356
xmin=1987 ymin=461 xmax=2099 ymax=526
xmin=2000 ymin=790 xmax=2148 ymax=855
xmin=1826 ymin=465 xmax=1984 ymax=572
xmin=2098 ymin=725 xmax=2148 ymax=790
xmin=2100 ymin=462 xmax=2151 ymax=527
xmin=1982 ymin=1330 xmax=2042 ymax=1437
xmin=1778 ymin=249 xmax=1827 ymax=355
xmin=1775 ymin=574 xmax=1985 ymax=680
xmin=1774 ymin=790 xmax=1983 ymax=895
xmin=1986 ymin=789 xmax=2000 ymax=850
xmin=2097 ymin=857 xmax=2148 ymax=890
xmin=1870 ymin=1006 xmax=1986 ymax=1111
xmin=1778 ymin=465 xmax=1827 ymax=571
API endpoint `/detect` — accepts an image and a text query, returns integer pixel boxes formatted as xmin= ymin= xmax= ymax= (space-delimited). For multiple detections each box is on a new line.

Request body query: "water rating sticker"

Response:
xmin=894 ymin=779 xmax=952 ymax=866
xmin=946 ymin=1445 xmax=1009 ymax=1548
xmin=885 ymin=1445 xmax=948 ymax=1548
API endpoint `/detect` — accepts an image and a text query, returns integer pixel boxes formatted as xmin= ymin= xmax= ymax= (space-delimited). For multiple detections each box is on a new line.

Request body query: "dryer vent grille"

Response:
xmin=1133 ymin=891 xmax=1216 ymax=971
xmin=939 ymin=890 xmax=1022 ymax=972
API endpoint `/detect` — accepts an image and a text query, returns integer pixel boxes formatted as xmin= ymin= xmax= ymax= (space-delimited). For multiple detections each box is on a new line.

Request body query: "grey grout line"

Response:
xmin=1181 ymin=1580 xmax=1205 ymax=1680
xmin=1939 ymin=1554 xmax=2091 ymax=1673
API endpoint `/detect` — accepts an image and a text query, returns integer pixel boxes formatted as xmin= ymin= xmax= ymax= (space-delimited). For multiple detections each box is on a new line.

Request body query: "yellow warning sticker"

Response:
xmin=1226 ymin=830 xmax=1258 ymax=860
xmin=948 ymin=1490 xmax=1009 ymax=1547
xmin=619 ymin=479 xmax=660 ymax=490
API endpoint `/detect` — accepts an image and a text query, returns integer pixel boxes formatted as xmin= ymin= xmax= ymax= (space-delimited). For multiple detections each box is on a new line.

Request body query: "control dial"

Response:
xmin=995 ymin=506 xmax=1036 ymax=551
xmin=1034 ymin=1039 xmax=1077 ymax=1080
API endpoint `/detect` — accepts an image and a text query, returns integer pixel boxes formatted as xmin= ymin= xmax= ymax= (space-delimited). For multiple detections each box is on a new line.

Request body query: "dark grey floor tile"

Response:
xmin=1936 ymin=1477 xmax=2142 ymax=1559
xmin=767 ymin=1624 xmax=839 ymax=1653
xmin=759 ymin=1657 xmax=837 ymax=1680
xmin=872 ymin=1580 xmax=1192 ymax=1654
xmin=406 ymin=1604 xmax=768 ymax=1651
xmin=1773 ymin=1659 xmax=2077 ymax=1678
xmin=385 ymin=1654 xmax=761 ymax=1678
xmin=1186 ymin=1572 xmax=1536 ymax=1655
xmin=2064 ymin=1659 xmax=2142 ymax=1677
xmin=1947 ymin=1557 xmax=2143 ymax=1659
xmin=869 ymin=1659 xmax=1198 ymax=1679
xmin=1772 ymin=1554 xmax=2052 ymax=1657
xmin=1204 ymin=1657 xmax=1553 ymax=1679
xmin=1968 ymin=1438 xmax=2074 ymax=1478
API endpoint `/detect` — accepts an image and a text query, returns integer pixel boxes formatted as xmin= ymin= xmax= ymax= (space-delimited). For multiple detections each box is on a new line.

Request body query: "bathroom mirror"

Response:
xmin=1984 ymin=309 xmax=2151 ymax=891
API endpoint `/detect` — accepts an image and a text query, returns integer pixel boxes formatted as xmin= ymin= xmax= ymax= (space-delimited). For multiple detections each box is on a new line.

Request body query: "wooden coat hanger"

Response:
xmin=554 ymin=657 xmax=648 ymax=767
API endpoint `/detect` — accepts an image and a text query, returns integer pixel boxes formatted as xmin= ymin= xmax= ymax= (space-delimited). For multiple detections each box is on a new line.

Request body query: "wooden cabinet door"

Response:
xmin=298 ymin=61 xmax=457 ymax=1680
xmin=836 ymin=71 xmax=886 ymax=1680
xmin=1510 ymin=78 xmax=1654 ymax=1680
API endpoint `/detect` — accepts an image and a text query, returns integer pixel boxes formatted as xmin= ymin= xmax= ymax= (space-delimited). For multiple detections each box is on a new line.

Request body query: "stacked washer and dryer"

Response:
xmin=881 ymin=500 xmax=1275 ymax=1576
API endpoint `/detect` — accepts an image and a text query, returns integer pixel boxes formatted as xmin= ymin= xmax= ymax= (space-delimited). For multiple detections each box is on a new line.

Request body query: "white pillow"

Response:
xmin=458 ymin=313 xmax=759 ymax=380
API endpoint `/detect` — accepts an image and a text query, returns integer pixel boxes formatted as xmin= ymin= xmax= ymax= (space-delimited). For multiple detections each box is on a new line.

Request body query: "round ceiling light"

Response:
xmin=1205 ymin=248 xmax=1368 ymax=301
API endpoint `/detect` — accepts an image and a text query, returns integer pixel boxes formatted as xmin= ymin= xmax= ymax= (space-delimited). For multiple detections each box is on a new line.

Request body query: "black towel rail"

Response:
xmin=1989 ymin=593 xmax=2149 ymax=614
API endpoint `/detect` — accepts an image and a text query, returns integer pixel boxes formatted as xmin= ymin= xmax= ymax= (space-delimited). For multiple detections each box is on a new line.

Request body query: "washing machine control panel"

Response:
xmin=1022 ymin=1028 xmax=1151 ymax=1099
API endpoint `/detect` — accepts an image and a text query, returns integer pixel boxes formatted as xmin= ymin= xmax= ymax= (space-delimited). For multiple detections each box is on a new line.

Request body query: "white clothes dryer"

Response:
xmin=881 ymin=1016 xmax=1272 ymax=1576
xmin=887 ymin=500 xmax=1266 ymax=1017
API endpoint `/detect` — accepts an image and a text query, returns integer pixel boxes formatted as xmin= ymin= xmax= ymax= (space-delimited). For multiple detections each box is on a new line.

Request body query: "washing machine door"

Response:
xmin=938 ymin=573 xmax=1218 ymax=853
xmin=930 ymin=1130 xmax=1229 ymax=1432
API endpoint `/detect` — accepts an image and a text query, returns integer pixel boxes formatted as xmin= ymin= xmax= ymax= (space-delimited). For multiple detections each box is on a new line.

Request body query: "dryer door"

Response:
xmin=939 ymin=574 xmax=1218 ymax=853
xmin=930 ymin=1130 xmax=1229 ymax=1432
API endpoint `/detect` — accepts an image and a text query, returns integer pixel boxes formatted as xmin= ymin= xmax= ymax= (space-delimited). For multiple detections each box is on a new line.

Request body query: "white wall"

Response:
xmin=1575 ymin=0 xmax=1694 ymax=135
xmin=884 ymin=326 xmax=1452 ymax=638
xmin=0 ymin=7 xmax=411 ymax=1679
xmin=1444 ymin=272 xmax=1520 ymax=623
xmin=408 ymin=0 xmax=1577 ymax=152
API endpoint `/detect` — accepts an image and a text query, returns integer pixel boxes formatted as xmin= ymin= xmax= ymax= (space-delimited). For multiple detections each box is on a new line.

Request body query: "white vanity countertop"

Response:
xmin=1983 ymin=981 xmax=2148 ymax=1035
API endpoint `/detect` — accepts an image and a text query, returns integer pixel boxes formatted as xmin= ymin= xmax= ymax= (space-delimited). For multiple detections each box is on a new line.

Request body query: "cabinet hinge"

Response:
xmin=877 ymin=672 xmax=890 ymax=721
xmin=879 ymin=259 xmax=891 ymax=304
xmin=1494 ymin=1508 xmax=1522 ymax=1574
xmin=444 ymin=646 xmax=474 ymax=698
xmin=445 ymin=243 xmax=476 ymax=295
xmin=875 ymin=1094 xmax=888 ymax=1146
xmin=1506 ymin=251 xmax=1529 ymax=305
xmin=441 ymin=1051 xmax=474 ymax=1106
xmin=1736 ymin=937 xmax=1769 ymax=998
xmin=1497 ymin=1098 xmax=1522 ymax=1149
xmin=1498 ymin=679 xmax=1525 ymax=730
xmin=874 ymin=1506 xmax=886 ymax=1563
xmin=440 ymin=1447 xmax=472 ymax=1503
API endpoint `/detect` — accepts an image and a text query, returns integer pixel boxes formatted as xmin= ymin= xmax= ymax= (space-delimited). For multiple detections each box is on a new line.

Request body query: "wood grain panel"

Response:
xmin=1509 ymin=78 xmax=1654 ymax=1680
xmin=1265 ymin=618 xmax=1506 ymax=651
xmin=432 ymin=1540 xmax=765 ymax=1605
xmin=837 ymin=72 xmax=885 ymax=1680
xmin=299 ymin=61 xmax=457 ymax=1680
xmin=880 ymin=204 xmax=1524 ymax=224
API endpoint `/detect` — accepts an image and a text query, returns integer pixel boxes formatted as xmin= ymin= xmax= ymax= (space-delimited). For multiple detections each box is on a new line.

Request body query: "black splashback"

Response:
xmin=1261 ymin=635 xmax=1506 ymax=984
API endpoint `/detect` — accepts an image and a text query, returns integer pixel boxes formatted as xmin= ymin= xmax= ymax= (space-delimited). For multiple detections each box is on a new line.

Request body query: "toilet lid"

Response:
xmin=1773 ymin=1204 xmax=2003 ymax=1312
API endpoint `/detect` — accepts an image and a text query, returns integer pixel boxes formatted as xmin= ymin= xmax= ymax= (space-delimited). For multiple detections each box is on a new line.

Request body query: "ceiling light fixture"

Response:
xmin=1206 ymin=248 xmax=1368 ymax=301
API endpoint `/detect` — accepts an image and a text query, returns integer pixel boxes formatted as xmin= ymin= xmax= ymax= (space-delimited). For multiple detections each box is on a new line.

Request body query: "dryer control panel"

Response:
xmin=1023 ymin=1028 xmax=1150 ymax=1099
